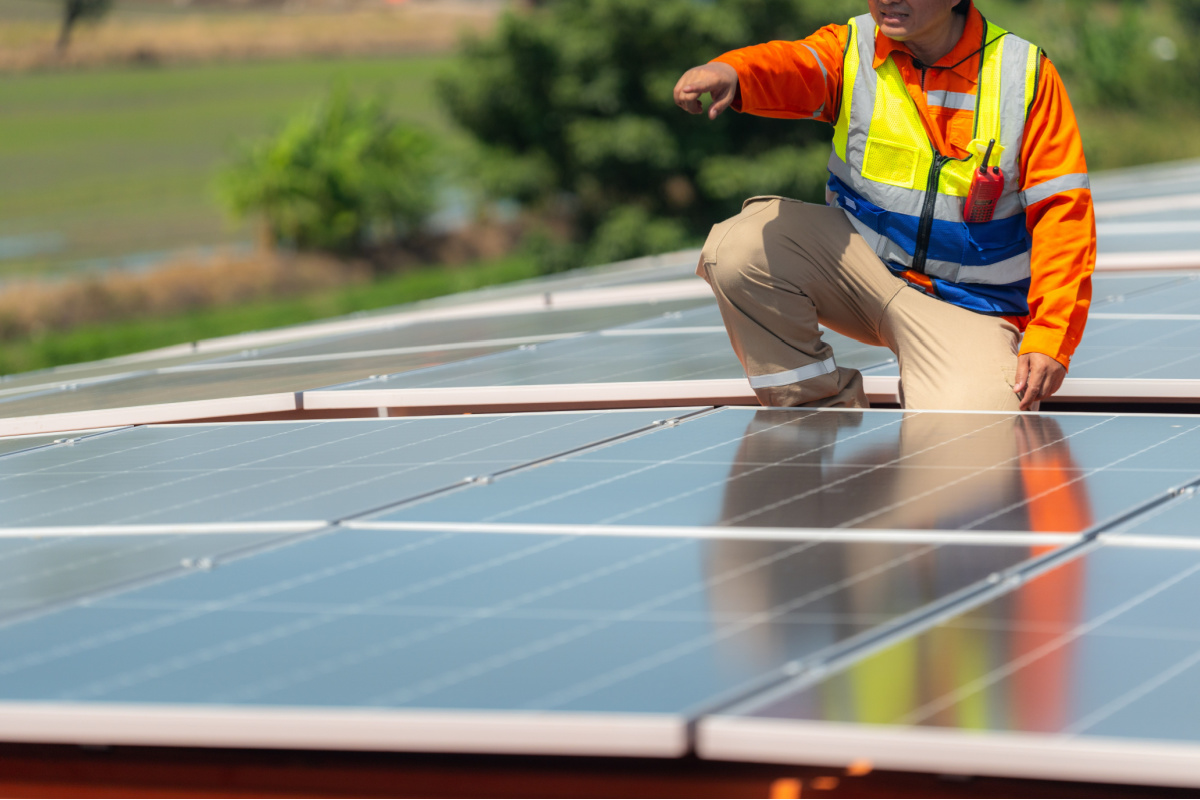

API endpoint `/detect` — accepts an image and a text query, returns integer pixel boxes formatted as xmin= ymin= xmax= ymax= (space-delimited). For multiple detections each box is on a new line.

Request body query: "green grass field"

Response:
xmin=0 ymin=54 xmax=455 ymax=278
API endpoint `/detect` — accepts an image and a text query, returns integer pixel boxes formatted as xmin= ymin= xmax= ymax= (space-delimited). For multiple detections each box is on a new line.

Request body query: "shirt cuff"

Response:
xmin=1019 ymin=326 xmax=1074 ymax=371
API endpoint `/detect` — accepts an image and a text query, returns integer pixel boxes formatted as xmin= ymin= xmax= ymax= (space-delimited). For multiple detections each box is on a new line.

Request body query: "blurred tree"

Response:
xmin=219 ymin=89 xmax=438 ymax=257
xmin=438 ymin=0 xmax=858 ymax=266
xmin=1175 ymin=0 xmax=1200 ymax=27
xmin=58 ymin=0 xmax=112 ymax=54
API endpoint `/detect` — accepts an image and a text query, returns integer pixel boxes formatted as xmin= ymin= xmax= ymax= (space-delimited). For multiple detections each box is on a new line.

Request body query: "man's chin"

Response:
xmin=878 ymin=24 xmax=914 ymax=40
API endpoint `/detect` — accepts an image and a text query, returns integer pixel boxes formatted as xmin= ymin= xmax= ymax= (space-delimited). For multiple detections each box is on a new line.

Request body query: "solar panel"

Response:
xmin=697 ymin=543 xmax=1200 ymax=788
xmin=359 ymin=408 xmax=1200 ymax=544
xmin=0 ymin=432 xmax=95 ymax=459
xmin=1102 ymin=485 xmax=1200 ymax=545
xmin=0 ymin=531 xmax=291 ymax=622
xmin=0 ymin=300 xmax=715 ymax=435
xmin=246 ymin=301 xmax=709 ymax=361
xmin=0 ymin=526 xmax=1039 ymax=756
xmin=303 ymin=307 xmax=897 ymax=414
xmin=0 ymin=410 xmax=691 ymax=533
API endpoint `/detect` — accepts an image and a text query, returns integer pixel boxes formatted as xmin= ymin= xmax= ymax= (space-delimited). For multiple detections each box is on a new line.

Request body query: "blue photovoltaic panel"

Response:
xmin=0 ymin=433 xmax=79 ymax=459
xmin=236 ymin=301 xmax=709 ymax=362
xmin=0 ymin=411 xmax=686 ymax=530
xmin=1107 ymin=488 xmax=1200 ymax=540
xmin=324 ymin=306 xmax=895 ymax=393
xmin=700 ymin=544 xmax=1200 ymax=786
xmin=853 ymin=273 xmax=1200 ymax=381
xmin=0 ymin=532 xmax=291 ymax=620
xmin=1090 ymin=274 xmax=1200 ymax=315
xmin=1090 ymin=272 xmax=1200 ymax=307
xmin=0 ymin=528 xmax=1036 ymax=720
xmin=367 ymin=408 xmax=1200 ymax=536
xmin=1066 ymin=317 xmax=1200 ymax=380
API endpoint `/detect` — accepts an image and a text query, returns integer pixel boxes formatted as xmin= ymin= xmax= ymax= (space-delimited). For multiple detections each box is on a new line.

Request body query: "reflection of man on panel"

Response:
xmin=705 ymin=410 xmax=1092 ymax=681
xmin=674 ymin=0 xmax=1095 ymax=410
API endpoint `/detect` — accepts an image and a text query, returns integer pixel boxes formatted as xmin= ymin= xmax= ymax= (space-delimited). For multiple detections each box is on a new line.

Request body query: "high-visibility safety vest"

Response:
xmin=827 ymin=14 xmax=1082 ymax=316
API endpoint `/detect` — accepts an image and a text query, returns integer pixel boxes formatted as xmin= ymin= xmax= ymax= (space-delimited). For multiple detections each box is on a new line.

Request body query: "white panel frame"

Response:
xmin=302 ymin=375 xmax=1200 ymax=415
xmin=698 ymin=716 xmax=1200 ymax=789
xmin=1097 ymin=251 xmax=1200 ymax=271
xmin=0 ymin=702 xmax=686 ymax=758
xmin=0 ymin=393 xmax=298 ymax=437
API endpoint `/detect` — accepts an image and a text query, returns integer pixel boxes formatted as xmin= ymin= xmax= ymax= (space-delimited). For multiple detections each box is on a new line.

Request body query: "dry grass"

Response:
xmin=0 ymin=1 xmax=499 ymax=72
xmin=0 ymin=248 xmax=368 ymax=340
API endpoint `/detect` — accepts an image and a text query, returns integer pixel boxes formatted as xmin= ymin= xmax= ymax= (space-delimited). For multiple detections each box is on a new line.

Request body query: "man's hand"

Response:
xmin=674 ymin=62 xmax=739 ymax=120
xmin=1013 ymin=352 xmax=1066 ymax=411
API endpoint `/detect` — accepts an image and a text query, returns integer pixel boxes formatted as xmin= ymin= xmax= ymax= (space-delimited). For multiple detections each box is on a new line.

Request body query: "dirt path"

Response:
xmin=0 ymin=0 xmax=502 ymax=72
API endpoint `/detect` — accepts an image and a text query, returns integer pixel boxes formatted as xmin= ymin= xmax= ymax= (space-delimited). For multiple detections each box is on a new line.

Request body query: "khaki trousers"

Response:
xmin=698 ymin=197 xmax=1023 ymax=411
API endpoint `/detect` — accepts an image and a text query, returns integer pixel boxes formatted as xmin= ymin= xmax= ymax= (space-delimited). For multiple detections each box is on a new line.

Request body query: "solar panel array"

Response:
xmin=0 ymin=406 xmax=1198 ymax=785
xmin=1 ymin=161 xmax=1199 ymax=789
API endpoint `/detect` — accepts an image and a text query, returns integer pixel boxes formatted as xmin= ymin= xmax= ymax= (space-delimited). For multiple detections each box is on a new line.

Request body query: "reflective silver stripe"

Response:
xmin=950 ymin=251 xmax=1031 ymax=285
xmin=846 ymin=14 xmax=878 ymax=172
xmin=926 ymin=90 xmax=975 ymax=110
xmin=748 ymin=357 xmax=837 ymax=389
xmin=1020 ymin=173 xmax=1091 ymax=206
xmin=801 ymin=43 xmax=827 ymax=118
xmin=845 ymin=212 xmax=1031 ymax=285
xmin=997 ymin=33 xmax=1033 ymax=188
xmin=830 ymin=151 xmax=1025 ymax=222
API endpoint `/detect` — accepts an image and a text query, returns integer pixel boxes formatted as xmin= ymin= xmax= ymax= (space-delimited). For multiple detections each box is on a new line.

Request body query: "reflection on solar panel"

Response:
xmin=698 ymin=544 xmax=1200 ymax=788
xmin=360 ymin=408 xmax=1200 ymax=542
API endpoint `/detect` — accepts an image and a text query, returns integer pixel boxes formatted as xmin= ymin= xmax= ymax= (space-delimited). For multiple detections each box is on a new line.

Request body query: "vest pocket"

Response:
xmin=862 ymin=139 xmax=920 ymax=188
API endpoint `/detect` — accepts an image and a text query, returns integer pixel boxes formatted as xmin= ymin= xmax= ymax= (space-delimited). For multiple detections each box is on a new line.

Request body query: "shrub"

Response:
xmin=220 ymin=88 xmax=439 ymax=255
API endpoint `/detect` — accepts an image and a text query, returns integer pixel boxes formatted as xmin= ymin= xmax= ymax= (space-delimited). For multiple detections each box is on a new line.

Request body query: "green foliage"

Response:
xmin=988 ymin=0 xmax=1200 ymax=113
xmin=439 ymin=0 xmax=859 ymax=265
xmin=220 ymin=88 xmax=440 ymax=255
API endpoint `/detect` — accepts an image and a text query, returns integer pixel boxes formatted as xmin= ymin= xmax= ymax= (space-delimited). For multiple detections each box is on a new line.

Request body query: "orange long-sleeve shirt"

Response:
xmin=712 ymin=2 xmax=1095 ymax=369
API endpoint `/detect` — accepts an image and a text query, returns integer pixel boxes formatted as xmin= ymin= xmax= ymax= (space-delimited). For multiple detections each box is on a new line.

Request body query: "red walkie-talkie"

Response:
xmin=964 ymin=138 xmax=1003 ymax=224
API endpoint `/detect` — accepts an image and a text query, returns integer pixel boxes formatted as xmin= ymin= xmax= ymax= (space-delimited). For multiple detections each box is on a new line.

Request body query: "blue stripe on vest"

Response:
xmin=828 ymin=176 xmax=1031 ymax=267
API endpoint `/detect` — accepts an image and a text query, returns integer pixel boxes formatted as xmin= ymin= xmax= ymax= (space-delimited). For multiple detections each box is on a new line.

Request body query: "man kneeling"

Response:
xmin=673 ymin=0 xmax=1095 ymax=411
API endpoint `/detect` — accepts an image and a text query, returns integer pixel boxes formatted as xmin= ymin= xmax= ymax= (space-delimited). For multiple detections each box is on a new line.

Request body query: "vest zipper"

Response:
xmin=912 ymin=153 xmax=950 ymax=274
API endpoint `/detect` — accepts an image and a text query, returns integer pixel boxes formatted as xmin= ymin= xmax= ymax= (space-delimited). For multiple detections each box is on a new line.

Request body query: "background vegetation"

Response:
xmin=3 ymin=0 xmax=1200 ymax=377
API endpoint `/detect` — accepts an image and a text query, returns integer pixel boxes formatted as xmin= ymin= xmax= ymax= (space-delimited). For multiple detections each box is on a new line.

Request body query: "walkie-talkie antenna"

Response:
xmin=981 ymin=138 xmax=997 ymax=171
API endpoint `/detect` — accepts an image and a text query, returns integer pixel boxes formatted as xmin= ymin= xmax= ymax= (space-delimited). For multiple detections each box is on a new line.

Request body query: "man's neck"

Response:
xmin=903 ymin=13 xmax=967 ymax=65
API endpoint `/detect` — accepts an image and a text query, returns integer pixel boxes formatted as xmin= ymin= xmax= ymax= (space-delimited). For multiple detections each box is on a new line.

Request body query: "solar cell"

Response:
xmin=361 ymin=408 xmax=1200 ymax=541
xmin=0 ymin=526 xmax=1038 ymax=756
xmin=0 ymin=531 xmax=291 ymax=621
xmin=0 ymin=410 xmax=690 ymax=533
xmin=1090 ymin=276 xmax=1200 ymax=316
xmin=245 ymin=301 xmax=708 ymax=362
xmin=1090 ymin=273 xmax=1200 ymax=307
xmin=698 ymin=544 xmax=1200 ymax=788
xmin=0 ymin=350 xmax=218 ymax=397
xmin=301 ymin=307 xmax=897 ymax=413
xmin=1104 ymin=486 xmax=1200 ymax=543
xmin=0 ymin=432 xmax=88 ymax=459
xmin=0 ymin=345 xmax=513 ymax=421
xmin=1066 ymin=318 xmax=1200 ymax=379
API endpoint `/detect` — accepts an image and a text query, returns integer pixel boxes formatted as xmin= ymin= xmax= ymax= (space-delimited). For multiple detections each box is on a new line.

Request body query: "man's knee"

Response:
xmin=699 ymin=201 xmax=778 ymax=297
